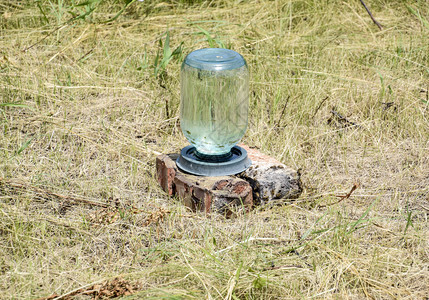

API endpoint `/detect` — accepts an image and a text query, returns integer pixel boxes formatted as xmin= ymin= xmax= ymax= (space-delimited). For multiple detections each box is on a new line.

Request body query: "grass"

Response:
xmin=1 ymin=0 xmax=428 ymax=298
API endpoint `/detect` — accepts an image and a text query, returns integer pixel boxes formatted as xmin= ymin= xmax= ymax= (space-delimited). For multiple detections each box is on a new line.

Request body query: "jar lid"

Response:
xmin=176 ymin=145 xmax=252 ymax=176
xmin=183 ymin=48 xmax=246 ymax=71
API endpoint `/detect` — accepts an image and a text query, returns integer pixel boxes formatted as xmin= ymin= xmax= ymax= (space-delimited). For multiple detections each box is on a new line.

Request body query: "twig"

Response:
xmin=215 ymin=236 xmax=286 ymax=254
xmin=165 ymin=98 xmax=170 ymax=119
xmin=22 ymin=24 xmax=69 ymax=52
xmin=53 ymin=279 xmax=106 ymax=300
xmin=263 ymin=264 xmax=303 ymax=271
xmin=381 ymin=102 xmax=396 ymax=111
xmin=329 ymin=109 xmax=361 ymax=128
xmin=22 ymin=3 xmax=99 ymax=53
xmin=312 ymin=96 xmax=329 ymax=119
xmin=359 ymin=0 xmax=383 ymax=30
xmin=0 ymin=177 xmax=108 ymax=208
xmin=335 ymin=182 xmax=360 ymax=201
xmin=34 ymin=294 xmax=60 ymax=300
xmin=274 ymin=95 xmax=290 ymax=128
xmin=319 ymin=182 xmax=360 ymax=208
xmin=76 ymin=48 xmax=94 ymax=62
xmin=372 ymin=222 xmax=397 ymax=236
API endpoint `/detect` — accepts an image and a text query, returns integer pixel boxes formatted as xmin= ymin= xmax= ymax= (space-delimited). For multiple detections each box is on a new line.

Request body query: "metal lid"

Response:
xmin=183 ymin=48 xmax=246 ymax=71
xmin=176 ymin=145 xmax=252 ymax=176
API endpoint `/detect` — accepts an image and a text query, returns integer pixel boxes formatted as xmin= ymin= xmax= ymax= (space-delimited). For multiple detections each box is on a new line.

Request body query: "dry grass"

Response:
xmin=1 ymin=0 xmax=428 ymax=299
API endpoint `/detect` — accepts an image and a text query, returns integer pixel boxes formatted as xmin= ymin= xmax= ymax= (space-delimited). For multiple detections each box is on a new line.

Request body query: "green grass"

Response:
xmin=1 ymin=0 xmax=428 ymax=298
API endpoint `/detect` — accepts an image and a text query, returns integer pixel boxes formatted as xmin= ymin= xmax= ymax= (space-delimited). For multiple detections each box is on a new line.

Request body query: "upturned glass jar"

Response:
xmin=180 ymin=48 xmax=249 ymax=158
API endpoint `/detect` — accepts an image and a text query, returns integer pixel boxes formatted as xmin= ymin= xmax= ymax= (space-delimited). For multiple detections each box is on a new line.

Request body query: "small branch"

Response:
xmin=263 ymin=264 xmax=303 ymax=271
xmin=165 ymin=98 xmax=170 ymax=119
xmin=274 ymin=95 xmax=290 ymax=128
xmin=319 ymin=182 xmax=360 ymax=208
xmin=312 ymin=96 xmax=329 ymax=119
xmin=329 ymin=109 xmax=361 ymax=129
xmin=335 ymin=182 xmax=360 ymax=201
xmin=359 ymin=0 xmax=383 ymax=30
xmin=22 ymin=23 xmax=69 ymax=52
xmin=77 ymin=48 xmax=94 ymax=62
xmin=214 ymin=236 xmax=287 ymax=254
xmin=0 ymin=177 xmax=108 ymax=208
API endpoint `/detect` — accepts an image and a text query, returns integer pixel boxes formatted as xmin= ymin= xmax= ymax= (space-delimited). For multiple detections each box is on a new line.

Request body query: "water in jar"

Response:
xmin=180 ymin=64 xmax=249 ymax=155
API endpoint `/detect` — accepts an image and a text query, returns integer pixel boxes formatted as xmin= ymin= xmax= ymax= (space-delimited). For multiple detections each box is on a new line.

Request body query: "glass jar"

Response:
xmin=180 ymin=48 xmax=249 ymax=157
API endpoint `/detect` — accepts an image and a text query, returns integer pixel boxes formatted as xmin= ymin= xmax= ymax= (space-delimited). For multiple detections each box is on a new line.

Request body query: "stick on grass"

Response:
xmin=359 ymin=0 xmax=383 ymax=30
